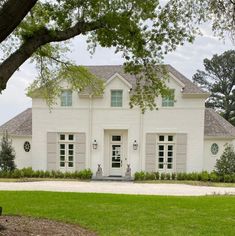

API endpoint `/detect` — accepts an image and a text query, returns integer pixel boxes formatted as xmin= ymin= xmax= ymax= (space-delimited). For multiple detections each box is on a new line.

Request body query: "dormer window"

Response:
xmin=61 ymin=90 xmax=72 ymax=107
xmin=162 ymin=89 xmax=175 ymax=107
xmin=111 ymin=90 xmax=123 ymax=107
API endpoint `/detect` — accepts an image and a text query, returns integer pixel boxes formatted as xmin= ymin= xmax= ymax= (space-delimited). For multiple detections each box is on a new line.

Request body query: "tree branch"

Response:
xmin=0 ymin=0 xmax=38 ymax=43
xmin=0 ymin=20 xmax=104 ymax=91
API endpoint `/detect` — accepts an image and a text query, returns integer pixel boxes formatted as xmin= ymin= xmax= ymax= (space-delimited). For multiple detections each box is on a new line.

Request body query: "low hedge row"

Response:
xmin=0 ymin=167 xmax=93 ymax=180
xmin=134 ymin=171 xmax=235 ymax=183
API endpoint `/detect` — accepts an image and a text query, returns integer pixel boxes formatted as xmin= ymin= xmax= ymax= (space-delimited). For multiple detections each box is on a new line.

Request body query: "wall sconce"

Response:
xmin=92 ymin=140 xmax=98 ymax=149
xmin=133 ymin=140 xmax=138 ymax=150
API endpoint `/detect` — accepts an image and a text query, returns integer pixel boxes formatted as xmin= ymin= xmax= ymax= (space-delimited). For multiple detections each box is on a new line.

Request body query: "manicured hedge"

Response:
xmin=0 ymin=167 xmax=93 ymax=180
xmin=134 ymin=171 xmax=235 ymax=183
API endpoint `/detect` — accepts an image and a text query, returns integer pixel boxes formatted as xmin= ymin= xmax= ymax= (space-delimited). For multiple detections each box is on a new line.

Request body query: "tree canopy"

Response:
xmin=0 ymin=0 xmax=234 ymax=111
xmin=193 ymin=50 xmax=235 ymax=125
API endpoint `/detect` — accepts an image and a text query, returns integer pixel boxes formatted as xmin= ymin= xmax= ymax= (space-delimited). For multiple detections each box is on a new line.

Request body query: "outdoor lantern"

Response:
xmin=133 ymin=140 xmax=138 ymax=150
xmin=92 ymin=140 xmax=98 ymax=149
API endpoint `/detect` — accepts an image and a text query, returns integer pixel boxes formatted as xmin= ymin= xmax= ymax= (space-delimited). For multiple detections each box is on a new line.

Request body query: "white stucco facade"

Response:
xmin=30 ymin=72 xmax=207 ymax=176
xmin=1 ymin=65 xmax=235 ymax=176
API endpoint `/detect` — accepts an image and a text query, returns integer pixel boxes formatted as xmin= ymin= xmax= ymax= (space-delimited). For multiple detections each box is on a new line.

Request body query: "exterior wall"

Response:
xmin=31 ymin=74 xmax=207 ymax=175
xmin=9 ymin=136 xmax=32 ymax=169
xmin=203 ymin=138 xmax=233 ymax=172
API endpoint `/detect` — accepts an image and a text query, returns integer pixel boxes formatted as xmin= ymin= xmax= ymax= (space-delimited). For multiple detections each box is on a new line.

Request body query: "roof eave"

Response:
xmin=182 ymin=93 xmax=210 ymax=99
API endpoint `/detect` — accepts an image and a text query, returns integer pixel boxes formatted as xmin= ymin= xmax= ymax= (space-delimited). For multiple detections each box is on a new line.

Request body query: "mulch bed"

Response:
xmin=0 ymin=216 xmax=97 ymax=236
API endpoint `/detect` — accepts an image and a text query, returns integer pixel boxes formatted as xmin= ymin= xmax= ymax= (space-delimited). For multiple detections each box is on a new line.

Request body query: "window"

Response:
xmin=61 ymin=90 xmax=72 ymax=107
xmin=112 ymin=135 xmax=121 ymax=142
xmin=58 ymin=134 xmax=75 ymax=169
xmin=111 ymin=90 xmax=123 ymax=107
xmin=24 ymin=141 xmax=31 ymax=152
xmin=162 ymin=89 xmax=175 ymax=107
xmin=157 ymin=135 xmax=174 ymax=171
xmin=211 ymin=143 xmax=219 ymax=155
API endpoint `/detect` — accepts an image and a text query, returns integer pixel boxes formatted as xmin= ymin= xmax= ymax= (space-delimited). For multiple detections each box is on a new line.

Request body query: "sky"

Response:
xmin=0 ymin=25 xmax=234 ymax=125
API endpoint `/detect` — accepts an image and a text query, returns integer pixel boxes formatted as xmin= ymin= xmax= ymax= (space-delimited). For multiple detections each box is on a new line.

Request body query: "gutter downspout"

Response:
xmin=88 ymin=94 xmax=93 ymax=169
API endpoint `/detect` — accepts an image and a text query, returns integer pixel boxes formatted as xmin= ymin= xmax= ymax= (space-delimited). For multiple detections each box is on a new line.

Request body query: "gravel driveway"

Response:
xmin=0 ymin=181 xmax=235 ymax=196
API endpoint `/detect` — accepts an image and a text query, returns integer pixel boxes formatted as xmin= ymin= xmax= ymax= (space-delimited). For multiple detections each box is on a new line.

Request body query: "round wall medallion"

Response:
xmin=24 ymin=141 xmax=31 ymax=152
xmin=211 ymin=143 xmax=219 ymax=155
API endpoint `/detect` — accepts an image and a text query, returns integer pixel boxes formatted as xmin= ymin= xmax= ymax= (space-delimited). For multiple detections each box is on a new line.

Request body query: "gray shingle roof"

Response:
xmin=85 ymin=65 xmax=207 ymax=94
xmin=0 ymin=108 xmax=32 ymax=136
xmin=204 ymin=108 xmax=235 ymax=138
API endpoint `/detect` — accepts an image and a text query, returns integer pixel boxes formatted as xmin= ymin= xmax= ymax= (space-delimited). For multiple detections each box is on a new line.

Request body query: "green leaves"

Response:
xmin=3 ymin=0 xmax=232 ymax=110
xmin=193 ymin=50 xmax=235 ymax=125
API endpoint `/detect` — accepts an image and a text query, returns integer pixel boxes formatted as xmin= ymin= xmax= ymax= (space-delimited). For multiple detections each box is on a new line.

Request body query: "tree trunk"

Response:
xmin=0 ymin=0 xmax=38 ymax=43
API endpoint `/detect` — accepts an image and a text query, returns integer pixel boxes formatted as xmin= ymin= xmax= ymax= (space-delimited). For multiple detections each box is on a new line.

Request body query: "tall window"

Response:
xmin=162 ymin=89 xmax=175 ymax=107
xmin=111 ymin=90 xmax=123 ymax=107
xmin=61 ymin=90 xmax=72 ymax=106
xmin=59 ymin=134 xmax=74 ymax=169
xmin=157 ymin=135 xmax=174 ymax=171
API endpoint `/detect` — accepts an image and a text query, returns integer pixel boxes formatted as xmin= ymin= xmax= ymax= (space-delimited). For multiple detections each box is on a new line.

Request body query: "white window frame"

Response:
xmin=162 ymin=89 xmax=175 ymax=107
xmin=111 ymin=90 xmax=123 ymax=107
xmin=157 ymin=134 xmax=175 ymax=172
xmin=61 ymin=90 xmax=72 ymax=107
xmin=58 ymin=133 xmax=75 ymax=171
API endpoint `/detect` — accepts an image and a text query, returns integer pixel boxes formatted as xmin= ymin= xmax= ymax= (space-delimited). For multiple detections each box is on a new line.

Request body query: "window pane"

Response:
xmin=111 ymin=90 xmax=123 ymax=107
xmin=61 ymin=90 xmax=72 ymax=107
xmin=60 ymin=162 xmax=65 ymax=167
xmin=68 ymin=134 xmax=74 ymax=140
xmin=159 ymin=158 xmax=164 ymax=162
xmin=112 ymin=162 xmax=121 ymax=168
xmin=112 ymin=135 xmax=121 ymax=141
xmin=168 ymin=145 xmax=173 ymax=150
xmin=168 ymin=136 xmax=173 ymax=141
xmin=159 ymin=152 xmax=164 ymax=157
xmin=68 ymin=144 xmax=73 ymax=149
xmin=60 ymin=134 xmax=65 ymax=140
xmin=168 ymin=152 xmax=173 ymax=157
xmin=158 ymin=164 xmax=164 ymax=169
xmin=162 ymin=89 xmax=174 ymax=107
xmin=60 ymin=144 xmax=65 ymax=149
xmin=159 ymin=136 xmax=164 ymax=141
xmin=159 ymin=145 xmax=164 ymax=150
xmin=167 ymin=164 xmax=172 ymax=169
xmin=168 ymin=157 xmax=173 ymax=162
xmin=68 ymin=162 xmax=73 ymax=167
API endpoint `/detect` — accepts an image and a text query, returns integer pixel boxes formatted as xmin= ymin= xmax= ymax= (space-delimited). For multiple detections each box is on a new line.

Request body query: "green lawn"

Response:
xmin=0 ymin=192 xmax=234 ymax=235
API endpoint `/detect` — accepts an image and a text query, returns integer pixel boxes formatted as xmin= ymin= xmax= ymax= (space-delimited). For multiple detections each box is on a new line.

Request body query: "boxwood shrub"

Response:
xmin=134 ymin=171 xmax=235 ymax=183
xmin=0 ymin=167 xmax=93 ymax=180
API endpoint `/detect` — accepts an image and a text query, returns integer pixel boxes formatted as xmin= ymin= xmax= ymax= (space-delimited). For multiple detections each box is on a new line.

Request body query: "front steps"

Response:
xmin=92 ymin=176 xmax=134 ymax=182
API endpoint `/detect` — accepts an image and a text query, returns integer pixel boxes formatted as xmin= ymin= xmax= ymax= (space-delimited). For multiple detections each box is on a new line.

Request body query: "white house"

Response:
xmin=1 ymin=65 xmax=235 ymax=178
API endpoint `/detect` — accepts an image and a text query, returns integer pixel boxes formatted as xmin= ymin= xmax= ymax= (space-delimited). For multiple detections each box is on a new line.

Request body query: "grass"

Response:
xmin=0 ymin=191 xmax=235 ymax=235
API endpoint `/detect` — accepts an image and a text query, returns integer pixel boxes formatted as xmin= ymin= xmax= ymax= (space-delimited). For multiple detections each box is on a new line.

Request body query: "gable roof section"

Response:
xmin=85 ymin=65 xmax=207 ymax=95
xmin=0 ymin=108 xmax=32 ymax=136
xmin=204 ymin=108 xmax=235 ymax=138
xmin=105 ymin=73 xmax=132 ymax=88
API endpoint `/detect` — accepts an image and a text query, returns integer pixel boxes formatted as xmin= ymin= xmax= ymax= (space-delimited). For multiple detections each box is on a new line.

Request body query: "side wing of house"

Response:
xmin=0 ymin=108 xmax=32 ymax=169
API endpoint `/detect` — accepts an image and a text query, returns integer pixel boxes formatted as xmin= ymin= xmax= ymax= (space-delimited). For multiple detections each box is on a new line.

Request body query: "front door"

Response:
xmin=157 ymin=143 xmax=174 ymax=173
xmin=110 ymin=135 xmax=123 ymax=176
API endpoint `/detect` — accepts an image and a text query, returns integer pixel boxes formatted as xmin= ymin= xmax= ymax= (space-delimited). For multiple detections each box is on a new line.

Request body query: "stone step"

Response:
xmin=92 ymin=176 xmax=134 ymax=182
